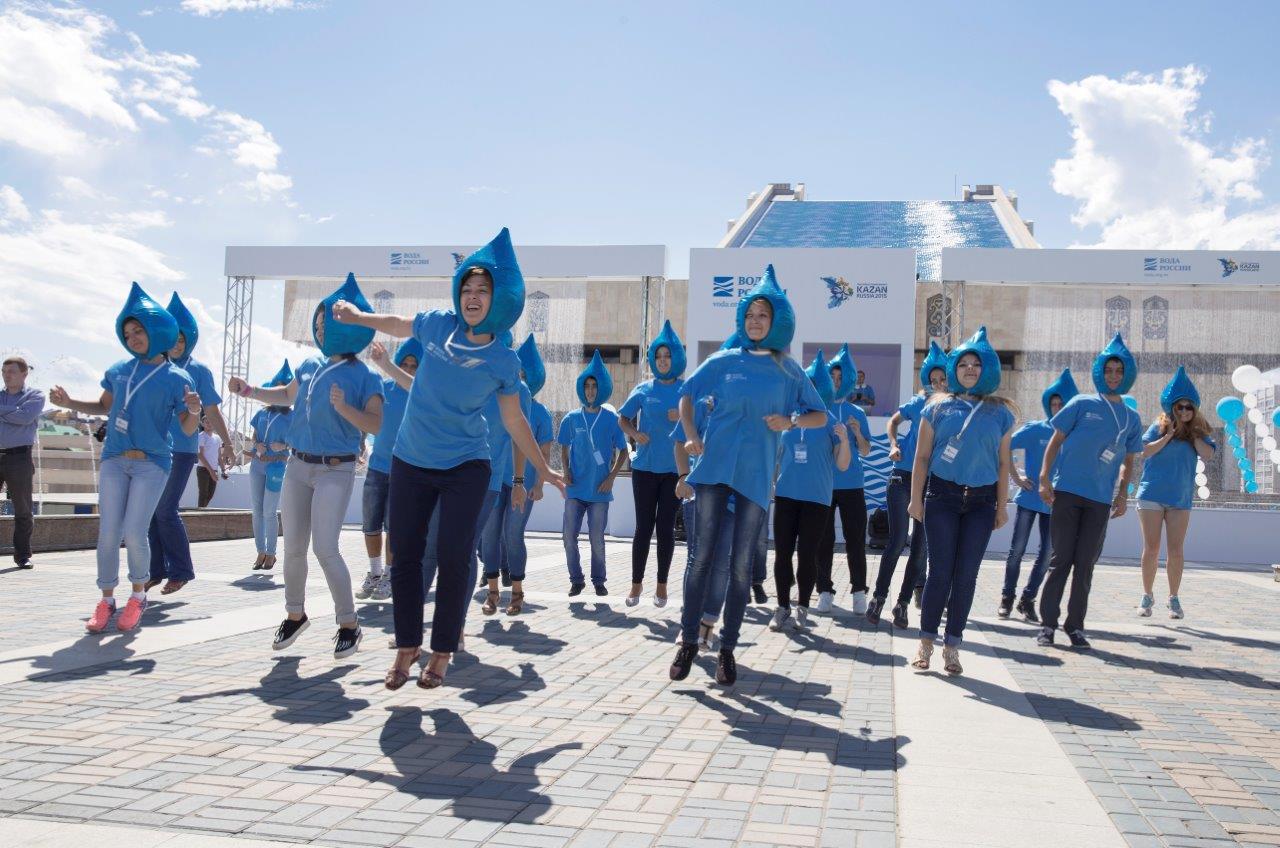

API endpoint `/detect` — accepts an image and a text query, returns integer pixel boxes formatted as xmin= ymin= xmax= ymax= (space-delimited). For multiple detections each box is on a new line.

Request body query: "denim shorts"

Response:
xmin=1137 ymin=499 xmax=1187 ymax=514
xmin=362 ymin=467 xmax=391 ymax=534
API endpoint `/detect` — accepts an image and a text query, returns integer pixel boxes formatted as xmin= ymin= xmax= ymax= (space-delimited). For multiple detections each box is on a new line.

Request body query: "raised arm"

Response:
xmin=331 ymin=300 xmax=414 ymax=338
xmin=49 ymin=386 xmax=111 ymax=416
xmin=369 ymin=342 xmax=414 ymax=390
xmin=229 ymin=376 xmax=298 ymax=407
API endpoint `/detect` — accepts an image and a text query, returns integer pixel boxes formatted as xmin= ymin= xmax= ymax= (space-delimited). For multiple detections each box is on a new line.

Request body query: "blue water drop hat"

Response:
xmin=1160 ymin=366 xmax=1200 ymax=414
xmin=1042 ymin=368 xmax=1080 ymax=418
xmin=647 ymin=319 xmax=686 ymax=380
xmin=1092 ymin=333 xmax=1138 ymax=395
xmin=314 ymin=273 xmax=375 ymax=356
xmin=734 ymin=265 xmax=795 ymax=352
xmin=576 ymin=349 xmax=613 ymax=406
xmin=516 ymin=334 xmax=546 ymax=396
xmin=116 ymin=281 xmax=180 ymax=360
xmin=165 ymin=292 xmax=199 ymax=364
xmin=828 ymin=343 xmax=858 ymax=402
xmin=805 ymin=349 xmax=835 ymax=408
xmin=919 ymin=341 xmax=948 ymax=391
xmin=452 ymin=227 xmax=525 ymax=337
xmin=266 ymin=360 xmax=294 ymax=387
xmin=393 ymin=337 xmax=424 ymax=368
xmin=946 ymin=326 xmax=1001 ymax=396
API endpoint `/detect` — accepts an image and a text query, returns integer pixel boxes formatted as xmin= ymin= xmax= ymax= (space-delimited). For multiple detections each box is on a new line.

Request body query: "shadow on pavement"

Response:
xmin=176 ymin=656 xmax=369 ymax=722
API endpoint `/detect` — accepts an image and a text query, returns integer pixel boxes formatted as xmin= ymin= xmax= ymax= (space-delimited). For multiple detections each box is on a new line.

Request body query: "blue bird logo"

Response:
xmin=821 ymin=275 xmax=854 ymax=309
xmin=1219 ymin=258 xmax=1238 ymax=277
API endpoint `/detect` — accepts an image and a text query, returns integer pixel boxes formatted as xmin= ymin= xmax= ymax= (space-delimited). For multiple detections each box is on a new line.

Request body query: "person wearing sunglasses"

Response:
xmin=1134 ymin=368 xmax=1215 ymax=620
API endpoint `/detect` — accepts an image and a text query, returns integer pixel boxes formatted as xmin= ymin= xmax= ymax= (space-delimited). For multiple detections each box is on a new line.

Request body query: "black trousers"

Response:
xmin=196 ymin=466 xmax=218 ymax=508
xmin=388 ymin=456 xmax=490 ymax=653
xmin=818 ymin=488 xmax=868 ymax=594
xmin=1037 ymin=490 xmax=1111 ymax=633
xmin=773 ymin=495 xmax=828 ymax=608
xmin=0 ymin=449 xmax=35 ymax=564
xmin=630 ymin=470 xmax=679 ymax=584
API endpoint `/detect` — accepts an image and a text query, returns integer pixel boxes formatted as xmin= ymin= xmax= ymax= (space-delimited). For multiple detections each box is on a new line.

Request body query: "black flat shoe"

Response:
xmin=669 ymin=642 xmax=698 ymax=681
xmin=715 ymin=649 xmax=737 ymax=686
xmin=568 ymin=583 xmax=585 ymax=597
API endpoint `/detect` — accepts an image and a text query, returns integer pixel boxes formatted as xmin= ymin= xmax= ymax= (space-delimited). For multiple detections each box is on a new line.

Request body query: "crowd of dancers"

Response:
xmin=25 ymin=227 xmax=1215 ymax=689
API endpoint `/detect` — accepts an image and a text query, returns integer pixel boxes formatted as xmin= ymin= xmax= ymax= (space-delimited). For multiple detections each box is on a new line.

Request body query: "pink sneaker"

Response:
xmin=117 ymin=596 xmax=147 ymax=632
xmin=86 ymin=599 xmax=116 ymax=633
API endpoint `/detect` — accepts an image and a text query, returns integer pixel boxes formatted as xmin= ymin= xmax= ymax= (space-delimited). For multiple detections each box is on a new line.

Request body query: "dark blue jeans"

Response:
xmin=874 ymin=469 xmax=927 ymax=604
xmin=752 ymin=516 xmax=767 ymax=585
xmin=919 ymin=475 xmax=997 ymax=647
xmin=1002 ymin=505 xmax=1051 ymax=599
xmin=147 ymin=451 xmax=198 ymax=582
xmin=680 ymin=484 xmax=766 ymax=652
xmin=388 ymin=456 xmax=490 ymax=653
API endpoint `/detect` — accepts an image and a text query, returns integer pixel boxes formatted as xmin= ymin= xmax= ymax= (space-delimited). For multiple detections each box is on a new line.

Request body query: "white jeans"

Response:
xmin=280 ymin=457 xmax=357 ymax=625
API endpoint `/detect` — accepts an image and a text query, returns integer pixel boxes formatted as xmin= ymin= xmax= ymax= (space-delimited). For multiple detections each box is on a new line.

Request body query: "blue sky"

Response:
xmin=2 ymin=0 xmax=1279 ymax=393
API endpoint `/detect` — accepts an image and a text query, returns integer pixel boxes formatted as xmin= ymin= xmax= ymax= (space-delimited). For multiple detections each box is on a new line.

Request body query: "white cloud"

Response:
xmin=57 ymin=175 xmax=103 ymax=200
xmin=0 ymin=185 xmax=31 ymax=225
xmin=465 ymin=185 xmax=507 ymax=195
xmin=1049 ymin=65 xmax=1280 ymax=248
xmin=181 ymin=0 xmax=302 ymax=16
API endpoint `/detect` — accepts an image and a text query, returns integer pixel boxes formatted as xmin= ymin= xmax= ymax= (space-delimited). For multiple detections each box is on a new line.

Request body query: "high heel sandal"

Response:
xmin=384 ymin=648 xmax=421 ymax=690
xmin=505 ymin=591 xmax=524 ymax=616
xmin=262 ymin=555 xmax=276 ymax=571
xmin=418 ymin=652 xmax=450 ymax=689
xmin=482 ymin=589 xmax=500 ymax=616
xmin=911 ymin=641 xmax=933 ymax=671
xmin=942 ymin=646 xmax=963 ymax=676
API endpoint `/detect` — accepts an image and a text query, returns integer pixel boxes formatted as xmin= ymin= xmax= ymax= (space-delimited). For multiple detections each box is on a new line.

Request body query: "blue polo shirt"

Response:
xmin=776 ymin=412 xmax=839 ymax=506
xmin=923 ymin=397 xmax=1015 ymax=487
xmin=1136 ymin=424 xmax=1215 ymax=510
xmin=288 ymin=355 xmax=383 ymax=457
xmin=894 ymin=394 xmax=927 ymax=472
xmin=558 ymin=406 xmax=627 ymax=503
xmin=101 ymin=358 xmax=194 ymax=472
xmin=249 ymin=407 xmax=292 ymax=463
xmin=369 ymin=378 xmax=408 ymax=474
xmin=520 ymin=396 xmax=555 ymax=489
xmin=1050 ymin=394 xmax=1144 ymax=506
xmin=393 ymin=310 xmax=521 ymax=471
xmin=1011 ymin=420 xmax=1055 ymax=514
xmin=619 ymin=378 xmax=684 ymax=474
xmin=830 ymin=400 xmax=871 ymax=490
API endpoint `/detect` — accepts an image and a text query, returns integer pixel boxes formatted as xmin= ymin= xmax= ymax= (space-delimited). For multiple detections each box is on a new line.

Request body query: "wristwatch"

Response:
xmin=513 ymin=476 xmax=525 ymax=484
xmin=789 ymin=411 xmax=800 ymax=429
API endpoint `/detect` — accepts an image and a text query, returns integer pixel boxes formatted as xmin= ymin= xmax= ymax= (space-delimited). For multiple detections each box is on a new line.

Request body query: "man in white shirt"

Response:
xmin=196 ymin=419 xmax=226 ymax=508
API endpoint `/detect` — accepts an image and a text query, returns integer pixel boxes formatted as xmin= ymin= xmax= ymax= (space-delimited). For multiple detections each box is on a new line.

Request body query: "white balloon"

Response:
xmin=1271 ymin=449 xmax=1280 ymax=464
xmin=1197 ymin=486 xmax=1211 ymax=499
xmin=1257 ymin=423 xmax=1270 ymax=437
xmin=1233 ymin=364 xmax=1264 ymax=393
xmin=1249 ymin=408 xmax=1264 ymax=424
xmin=1265 ymin=436 xmax=1278 ymax=452
xmin=1195 ymin=459 xmax=1206 ymax=472
xmin=1245 ymin=393 xmax=1259 ymax=409
xmin=1195 ymin=473 xmax=1208 ymax=486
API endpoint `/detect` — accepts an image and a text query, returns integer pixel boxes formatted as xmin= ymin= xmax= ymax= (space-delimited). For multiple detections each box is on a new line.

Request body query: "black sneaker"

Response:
xmin=891 ymin=603 xmax=909 ymax=629
xmin=669 ymin=642 xmax=698 ymax=681
xmin=1066 ymin=629 xmax=1091 ymax=650
xmin=1036 ymin=627 xmax=1054 ymax=647
xmin=715 ymin=649 xmax=737 ymax=686
xmin=865 ymin=597 xmax=884 ymax=625
xmin=272 ymin=616 xmax=309 ymax=650
xmin=594 ymin=583 xmax=608 ymax=597
xmin=568 ymin=582 xmax=585 ymax=597
xmin=751 ymin=583 xmax=767 ymax=604
xmin=334 ymin=625 xmax=362 ymax=659
xmin=501 ymin=571 xmax=512 ymax=588
xmin=912 ymin=586 xmax=923 ymax=609
xmin=16 ymin=559 xmax=32 ymax=570
xmin=997 ymin=595 xmax=1014 ymax=618
xmin=1016 ymin=597 xmax=1040 ymax=623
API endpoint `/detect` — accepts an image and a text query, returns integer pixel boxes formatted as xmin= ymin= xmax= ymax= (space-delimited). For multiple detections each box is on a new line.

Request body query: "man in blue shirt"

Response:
xmin=1036 ymin=336 xmax=1144 ymax=650
xmin=849 ymin=370 xmax=876 ymax=411
xmin=0 ymin=357 xmax=45 ymax=569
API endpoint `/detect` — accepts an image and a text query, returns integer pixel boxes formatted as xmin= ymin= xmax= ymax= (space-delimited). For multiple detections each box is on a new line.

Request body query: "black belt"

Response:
xmin=0 ymin=445 xmax=32 ymax=455
xmin=292 ymin=450 xmax=356 ymax=466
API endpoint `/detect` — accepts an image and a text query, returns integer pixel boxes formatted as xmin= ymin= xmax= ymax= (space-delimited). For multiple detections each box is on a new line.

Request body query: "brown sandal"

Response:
xmin=911 ymin=642 xmax=933 ymax=671
xmin=384 ymin=648 xmax=421 ymax=690
xmin=482 ymin=589 xmax=500 ymax=616
xmin=505 ymin=591 xmax=524 ymax=616
xmin=417 ymin=652 xmax=450 ymax=689
xmin=160 ymin=580 xmax=187 ymax=595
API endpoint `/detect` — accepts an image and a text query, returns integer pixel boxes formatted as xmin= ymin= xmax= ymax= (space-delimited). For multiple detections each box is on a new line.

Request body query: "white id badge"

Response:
xmin=1099 ymin=445 xmax=1118 ymax=464
xmin=113 ymin=416 xmax=129 ymax=434
xmin=940 ymin=439 xmax=960 ymax=464
xmin=593 ymin=450 xmax=605 ymax=466
xmin=793 ymin=442 xmax=808 ymax=464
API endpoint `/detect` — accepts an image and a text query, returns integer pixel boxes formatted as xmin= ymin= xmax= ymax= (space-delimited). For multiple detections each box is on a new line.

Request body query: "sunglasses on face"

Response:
xmin=1174 ymin=404 xmax=1195 ymax=412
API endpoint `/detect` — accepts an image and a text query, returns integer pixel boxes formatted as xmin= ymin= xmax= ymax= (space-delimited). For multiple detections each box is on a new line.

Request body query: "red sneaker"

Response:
xmin=86 ymin=599 xmax=116 ymax=633
xmin=117 ymin=596 xmax=147 ymax=632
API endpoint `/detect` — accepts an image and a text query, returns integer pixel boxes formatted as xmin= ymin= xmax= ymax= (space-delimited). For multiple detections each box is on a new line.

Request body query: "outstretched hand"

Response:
xmin=49 ymin=385 xmax=70 ymax=407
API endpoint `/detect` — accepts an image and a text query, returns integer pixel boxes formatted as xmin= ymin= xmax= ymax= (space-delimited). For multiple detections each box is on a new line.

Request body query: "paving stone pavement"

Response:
xmin=0 ymin=528 xmax=1276 ymax=847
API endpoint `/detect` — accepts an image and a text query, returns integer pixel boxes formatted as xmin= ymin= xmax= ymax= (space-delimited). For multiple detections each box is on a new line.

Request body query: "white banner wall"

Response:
xmin=686 ymin=248 xmax=917 ymax=417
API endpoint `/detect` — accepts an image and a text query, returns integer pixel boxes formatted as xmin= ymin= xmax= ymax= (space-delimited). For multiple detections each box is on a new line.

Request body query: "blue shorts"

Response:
xmin=362 ymin=468 xmax=391 ymax=535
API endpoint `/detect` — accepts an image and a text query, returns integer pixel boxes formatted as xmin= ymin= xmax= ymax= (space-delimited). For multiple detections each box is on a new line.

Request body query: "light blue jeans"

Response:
xmin=564 ymin=498 xmax=609 ymax=585
xmin=97 ymin=457 xmax=169 ymax=590
xmin=249 ymin=462 xmax=283 ymax=556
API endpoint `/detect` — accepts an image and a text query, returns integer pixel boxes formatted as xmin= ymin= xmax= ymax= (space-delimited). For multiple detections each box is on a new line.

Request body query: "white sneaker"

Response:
xmin=625 ymin=594 xmax=640 ymax=607
xmin=1168 ymin=596 xmax=1184 ymax=620
xmin=769 ymin=606 xmax=791 ymax=631
xmin=794 ymin=607 xmax=810 ymax=630
xmin=355 ymin=572 xmax=377 ymax=600
xmin=1137 ymin=594 xmax=1154 ymax=617
xmin=851 ymin=591 xmax=868 ymax=615
xmin=371 ymin=574 xmax=392 ymax=601
xmin=816 ymin=592 xmax=834 ymax=614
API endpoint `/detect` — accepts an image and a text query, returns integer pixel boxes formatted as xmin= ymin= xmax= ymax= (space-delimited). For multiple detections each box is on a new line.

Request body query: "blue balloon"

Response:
xmin=1237 ymin=458 xmax=1250 ymax=470
xmin=1246 ymin=482 xmax=1259 ymax=493
xmin=1274 ymin=408 xmax=1280 ymax=429
xmin=1216 ymin=396 xmax=1245 ymax=422
xmin=1233 ymin=446 xmax=1247 ymax=459
xmin=1122 ymin=395 xmax=1139 ymax=412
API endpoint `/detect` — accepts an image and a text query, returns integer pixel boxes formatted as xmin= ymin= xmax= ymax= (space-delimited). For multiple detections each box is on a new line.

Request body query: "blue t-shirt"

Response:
xmin=830 ymin=400 xmax=871 ymax=490
xmin=894 ymin=394 xmax=927 ymax=471
xmin=393 ymin=310 xmax=521 ymax=471
xmin=851 ymin=384 xmax=876 ymax=408
xmin=680 ymin=349 xmax=826 ymax=512
xmin=1011 ymin=420 xmax=1055 ymax=514
xmin=168 ymin=358 xmax=221 ymax=454
xmin=483 ymin=381 xmax=532 ymax=491
xmin=288 ymin=355 xmax=383 ymax=457
xmin=369 ymin=378 xmax=408 ymax=474
xmin=619 ymin=378 xmax=684 ymax=474
xmin=558 ymin=406 xmax=627 ymax=503
xmin=100 ymin=358 xmax=193 ymax=472
xmin=923 ymin=397 xmax=1015 ymax=487
xmin=776 ymin=411 xmax=840 ymax=506
xmin=1136 ymin=423 xmax=1215 ymax=510
xmin=249 ymin=407 xmax=293 ymax=465
xmin=521 ymin=396 xmax=555 ymax=489
xmin=1051 ymin=394 xmax=1144 ymax=506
